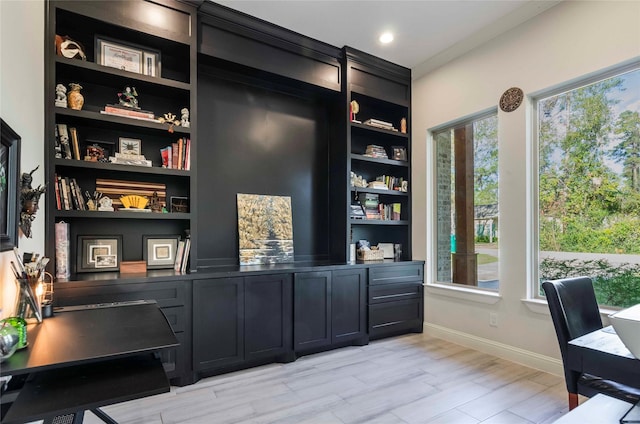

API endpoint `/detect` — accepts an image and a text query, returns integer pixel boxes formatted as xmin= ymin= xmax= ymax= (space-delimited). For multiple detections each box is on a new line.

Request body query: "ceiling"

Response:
xmin=214 ymin=0 xmax=560 ymax=76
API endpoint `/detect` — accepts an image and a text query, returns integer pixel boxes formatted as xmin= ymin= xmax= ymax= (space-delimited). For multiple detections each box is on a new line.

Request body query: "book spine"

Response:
xmin=181 ymin=238 xmax=191 ymax=273
xmin=55 ymin=221 xmax=70 ymax=279
xmin=185 ymin=139 xmax=191 ymax=171
xmin=54 ymin=174 xmax=61 ymax=210
xmin=174 ymin=240 xmax=186 ymax=271
xmin=103 ymin=106 xmax=155 ymax=119
xmin=57 ymin=123 xmax=72 ymax=159
xmin=172 ymin=143 xmax=179 ymax=169
xmin=61 ymin=177 xmax=70 ymax=210
xmin=69 ymin=127 xmax=81 ymax=160
xmin=178 ymin=138 xmax=184 ymax=170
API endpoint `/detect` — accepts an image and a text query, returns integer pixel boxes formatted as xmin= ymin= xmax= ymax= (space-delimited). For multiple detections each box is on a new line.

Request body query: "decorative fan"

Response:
xmin=120 ymin=195 xmax=148 ymax=209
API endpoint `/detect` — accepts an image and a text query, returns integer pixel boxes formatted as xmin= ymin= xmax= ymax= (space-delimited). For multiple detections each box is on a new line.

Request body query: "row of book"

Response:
xmin=55 ymin=123 xmax=81 ymax=160
xmin=161 ymin=138 xmax=191 ymax=170
xmin=358 ymin=193 xmax=402 ymax=220
xmin=375 ymin=175 xmax=408 ymax=192
xmin=54 ymin=174 xmax=87 ymax=210
xmin=175 ymin=236 xmax=191 ymax=273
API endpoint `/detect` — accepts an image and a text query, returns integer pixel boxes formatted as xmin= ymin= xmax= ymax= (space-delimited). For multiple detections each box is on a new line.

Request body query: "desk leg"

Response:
xmin=90 ymin=408 xmax=118 ymax=424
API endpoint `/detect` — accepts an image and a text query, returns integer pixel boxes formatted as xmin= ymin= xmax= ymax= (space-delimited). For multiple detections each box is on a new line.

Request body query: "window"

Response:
xmin=536 ymin=67 xmax=640 ymax=308
xmin=434 ymin=113 xmax=499 ymax=290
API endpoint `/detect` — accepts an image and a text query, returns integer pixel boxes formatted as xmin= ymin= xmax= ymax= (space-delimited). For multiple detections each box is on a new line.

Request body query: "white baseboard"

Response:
xmin=423 ymin=323 xmax=564 ymax=376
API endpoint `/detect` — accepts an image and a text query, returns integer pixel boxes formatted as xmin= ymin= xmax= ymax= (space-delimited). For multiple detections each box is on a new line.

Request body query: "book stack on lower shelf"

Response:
xmin=175 ymin=236 xmax=190 ymax=273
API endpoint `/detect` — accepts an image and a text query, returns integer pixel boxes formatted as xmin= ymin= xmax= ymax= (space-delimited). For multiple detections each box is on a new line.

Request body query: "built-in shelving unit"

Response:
xmin=345 ymin=47 xmax=412 ymax=260
xmin=45 ymin=0 xmax=197 ymax=278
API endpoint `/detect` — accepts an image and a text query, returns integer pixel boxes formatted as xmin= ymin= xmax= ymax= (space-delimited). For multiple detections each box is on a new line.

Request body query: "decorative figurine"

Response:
xmin=118 ymin=86 xmax=139 ymax=109
xmin=55 ymin=84 xmax=67 ymax=108
xmin=158 ymin=112 xmax=180 ymax=133
xmin=350 ymin=100 xmax=360 ymax=123
xmin=180 ymin=108 xmax=190 ymax=128
xmin=149 ymin=191 xmax=163 ymax=213
xmin=67 ymin=83 xmax=84 ymax=110
xmin=400 ymin=117 xmax=407 ymax=134
xmin=98 ymin=196 xmax=114 ymax=211
xmin=19 ymin=166 xmax=47 ymax=238
xmin=55 ymin=35 xmax=87 ymax=60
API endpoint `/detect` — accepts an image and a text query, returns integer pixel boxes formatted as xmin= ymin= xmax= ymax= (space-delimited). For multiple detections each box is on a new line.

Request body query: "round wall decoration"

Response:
xmin=499 ymin=87 xmax=524 ymax=112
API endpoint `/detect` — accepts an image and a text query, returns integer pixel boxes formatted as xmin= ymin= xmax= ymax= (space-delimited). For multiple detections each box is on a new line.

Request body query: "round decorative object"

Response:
xmin=0 ymin=323 xmax=20 ymax=362
xmin=67 ymin=83 xmax=84 ymax=110
xmin=499 ymin=87 xmax=524 ymax=112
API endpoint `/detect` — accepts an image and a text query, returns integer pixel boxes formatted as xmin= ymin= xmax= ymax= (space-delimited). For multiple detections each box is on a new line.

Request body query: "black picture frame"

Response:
xmin=350 ymin=202 xmax=366 ymax=219
xmin=170 ymin=196 xmax=189 ymax=213
xmin=1 ymin=118 xmax=21 ymax=252
xmin=85 ymin=139 xmax=115 ymax=159
xmin=77 ymin=235 xmax=122 ymax=273
xmin=95 ymin=35 xmax=161 ymax=77
xmin=143 ymin=235 xmax=180 ymax=269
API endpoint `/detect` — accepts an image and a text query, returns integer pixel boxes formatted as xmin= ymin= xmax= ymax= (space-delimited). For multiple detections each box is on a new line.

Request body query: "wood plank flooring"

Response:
xmin=84 ymin=333 xmax=570 ymax=424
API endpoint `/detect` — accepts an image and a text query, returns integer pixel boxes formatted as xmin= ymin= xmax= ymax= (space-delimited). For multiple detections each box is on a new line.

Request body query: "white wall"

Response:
xmin=0 ymin=0 xmax=45 ymax=317
xmin=413 ymin=0 xmax=640 ymax=372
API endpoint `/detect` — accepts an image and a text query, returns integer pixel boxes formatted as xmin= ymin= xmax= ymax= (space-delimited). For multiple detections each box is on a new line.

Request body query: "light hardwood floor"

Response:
xmin=85 ymin=333 xmax=569 ymax=424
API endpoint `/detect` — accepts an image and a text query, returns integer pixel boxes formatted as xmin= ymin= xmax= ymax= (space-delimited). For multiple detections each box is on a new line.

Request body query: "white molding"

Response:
xmin=424 ymin=322 xmax=563 ymax=376
xmin=425 ymin=283 xmax=502 ymax=304
xmin=522 ymin=298 xmax=550 ymax=315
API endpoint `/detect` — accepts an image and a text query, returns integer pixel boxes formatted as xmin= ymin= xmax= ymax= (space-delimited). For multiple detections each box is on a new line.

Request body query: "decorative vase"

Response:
xmin=67 ymin=83 xmax=84 ymax=110
xmin=0 ymin=321 xmax=20 ymax=362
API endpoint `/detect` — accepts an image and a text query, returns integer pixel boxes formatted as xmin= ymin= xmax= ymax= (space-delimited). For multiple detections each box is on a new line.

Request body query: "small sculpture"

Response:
xmin=149 ymin=191 xmax=163 ymax=213
xmin=55 ymin=84 xmax=67 ymax=107
xmin=158 ymin=112 xmax=180 ymax=133
xmin=180 ymin=108 xmax=190 ymax=128
xmin=118 ymin=86 xmax=139 ymax=109
xmin=19 ymin=166 xmax=47 ymax=238
xmin=98 ymin=196 xmax=114 ymax=211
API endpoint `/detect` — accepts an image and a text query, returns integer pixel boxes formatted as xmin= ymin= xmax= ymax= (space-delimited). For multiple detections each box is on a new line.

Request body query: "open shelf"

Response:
xmin=350 ymin=121 xmax=408 ymax=138
xmin=351 ymin=187 xmax=408 ymax=197
xmin=55 ymin=108 xmax=191 ymax=134
xmin=351 ymin=154 xmax=409 ymax=167
xmin=54 ymin=158 xmax=190 ymax=176
xmin=54 ymin=210 xmax=191 ymax=220
xmin=350 ymin=219 xmax=409 ymax=226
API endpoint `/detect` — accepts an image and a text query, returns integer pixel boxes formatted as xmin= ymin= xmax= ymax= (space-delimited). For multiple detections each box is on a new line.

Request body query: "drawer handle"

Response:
xmin=372 ymin=292 xmax=417 ymax=300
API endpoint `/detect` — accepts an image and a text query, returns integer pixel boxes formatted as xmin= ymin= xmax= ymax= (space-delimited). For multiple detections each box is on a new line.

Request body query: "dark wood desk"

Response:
xmin=568 ymin=326 xmax=640 ymax=390
xmin=1 ymin=301 xmax=179 ymax=424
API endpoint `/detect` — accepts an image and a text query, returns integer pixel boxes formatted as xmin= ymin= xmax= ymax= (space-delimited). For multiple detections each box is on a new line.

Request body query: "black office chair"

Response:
xmin=542 ymin=277 xmax=640 ymax=410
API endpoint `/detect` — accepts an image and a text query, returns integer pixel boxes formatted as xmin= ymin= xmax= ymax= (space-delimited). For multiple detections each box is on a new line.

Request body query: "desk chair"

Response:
xmin=542 ymin=277 xmax=640 ymax=410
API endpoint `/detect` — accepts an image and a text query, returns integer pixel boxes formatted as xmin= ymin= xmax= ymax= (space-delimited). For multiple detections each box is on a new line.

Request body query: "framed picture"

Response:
xmin=119 ymin=138 xmax=141 ymax=155
xmin=143 ymin=235 xmax=179 ymax=269
xmin=392 ymin=146 xmax=407 ymax=161
xmin=95 ymin=36 xmax=161 ymax=77
xmin=77 ymin=235 xmax=122 ymax=273
xmin=170 ymin=196 xmax=189 ymax=213
xmin=1 ymin=118 xmax=21 ymax=252
xmin=350 ymin=202 xmax=366 ymax=219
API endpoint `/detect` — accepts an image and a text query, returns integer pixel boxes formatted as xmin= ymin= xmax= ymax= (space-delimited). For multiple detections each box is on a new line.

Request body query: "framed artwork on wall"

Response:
xmin=1 ymin=118 xmax=21 ymax=251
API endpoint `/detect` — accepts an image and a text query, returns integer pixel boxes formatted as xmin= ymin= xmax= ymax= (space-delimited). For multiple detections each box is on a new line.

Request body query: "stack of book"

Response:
xmin=108 ymin=152 xmax=152 ymax=167
xmin=363 ymin=118 xmax=397 ymax=132
xmin=363 ymin=145 xmax=388 ymax=159
xmin=174 ymin=236 xmax=191 ymax=273
xmin=54 ymin=174 xmax=87 ymax=210
xmin=358 ymin=193 xmax=381 ymax=220
xmin=95 ymin=178 xmax=166 ymax=209
xmin=378 ymin=203 xmax=402 ymax=221
xmin=161 ymin=138 xmax=191 ymax=170
xmin=100 ymin=104 xmax=157 ymax=122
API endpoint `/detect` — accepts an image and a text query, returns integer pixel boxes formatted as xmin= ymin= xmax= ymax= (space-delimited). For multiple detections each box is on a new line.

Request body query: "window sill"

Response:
xmin=425 ymin=283 xmax=501 ymax=304
xmin=522 ymin=298 xmax=618 ymax=319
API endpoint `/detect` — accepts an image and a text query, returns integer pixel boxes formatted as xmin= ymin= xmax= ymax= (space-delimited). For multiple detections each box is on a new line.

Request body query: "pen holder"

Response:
xmin=14 ymin=276 xmax=43 ymax=323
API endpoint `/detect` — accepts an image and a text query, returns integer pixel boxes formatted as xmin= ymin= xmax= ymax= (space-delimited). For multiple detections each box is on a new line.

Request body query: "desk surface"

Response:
xmin=568 ymin=326 xmax=640 ymax=389
xmin=553 ymin=394 xmax=634 ymax=424
xmin=1 ymin=301 xmax=179 ymax=376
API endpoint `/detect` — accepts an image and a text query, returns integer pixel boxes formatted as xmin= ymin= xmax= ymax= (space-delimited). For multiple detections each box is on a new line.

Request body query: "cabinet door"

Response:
xmin=244 ymin=274 xmax=292 ymax=361
xmin=331 ymin=269 xmax=367 ymax=344
xmin=193 ymin=278 xmax=244 ymax=371
xmin=294 ymin=271 xmax=331 ymax=351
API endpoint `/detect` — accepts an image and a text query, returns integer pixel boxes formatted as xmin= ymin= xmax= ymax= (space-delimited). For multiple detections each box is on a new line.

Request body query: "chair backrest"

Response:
xmin=542 ymin=276 xmax=603 ymax=390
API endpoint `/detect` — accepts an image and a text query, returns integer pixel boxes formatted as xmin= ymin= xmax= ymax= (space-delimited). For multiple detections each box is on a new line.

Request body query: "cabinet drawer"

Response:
xmin=369 ymin=282 xmax=422 ymax=304
xmin=161 ymin=306 xmax=185 ymax=333
xmin=369 ymin=298 xmax=423 ymax=338
xmin=369 ymin=265 xmax=423 ymax=285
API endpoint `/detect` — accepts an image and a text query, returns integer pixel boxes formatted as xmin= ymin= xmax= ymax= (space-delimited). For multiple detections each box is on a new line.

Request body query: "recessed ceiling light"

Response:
xmin=379 ymin=32 xmax=394 ymax=44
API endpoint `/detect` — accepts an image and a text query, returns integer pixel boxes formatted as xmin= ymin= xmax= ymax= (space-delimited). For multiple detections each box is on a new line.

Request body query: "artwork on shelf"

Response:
xmin=170 ymin=196 xmax=189 ymax=213
xmin=237 ymin=193 xmax=294 ymax=265
xmin=85 ymin=140 xmax=114 ymax=162
xmin=143 ymin=235 xmax=180 ymax=269
xmin=1 ymin=118 xmax=21 ymax=251
xmin=392 ymin=146 xmax=407 ymax=161
xmin=77 ymin=235 xmax=122 ymax=273
xmin=95 ymin=36 xmax=160 ymax=77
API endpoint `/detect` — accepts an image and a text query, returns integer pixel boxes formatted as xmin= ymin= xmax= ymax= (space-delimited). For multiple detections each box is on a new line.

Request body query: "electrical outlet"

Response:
xmin=489 ymin=312 xmax=498 ymax=327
